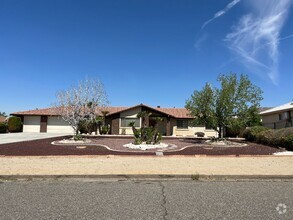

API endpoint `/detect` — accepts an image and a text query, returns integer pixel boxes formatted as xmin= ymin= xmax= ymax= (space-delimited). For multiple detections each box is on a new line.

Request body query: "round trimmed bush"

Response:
xmin=281 ymin=134 xmax=293 ymax=151
xmin=7 ymin=116 xmax=22 ymax=132
xmin=0 ymin=122 xmax=7 ymax=133
xmin=242 ymin=126 xmax=269 ymax=142
xmin=256 ymin=129 xmax=274 ymax=145
xmin=195 ymin=132 xmax=205 ymax=137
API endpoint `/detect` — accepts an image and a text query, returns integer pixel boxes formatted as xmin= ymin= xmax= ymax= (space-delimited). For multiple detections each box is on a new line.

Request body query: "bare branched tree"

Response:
xmin=54 ymin=78 xmax=109 ymax=137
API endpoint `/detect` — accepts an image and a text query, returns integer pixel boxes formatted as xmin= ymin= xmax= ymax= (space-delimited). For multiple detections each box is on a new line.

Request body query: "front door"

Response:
xmin=40 ymin=116 xmax=47 ymax=133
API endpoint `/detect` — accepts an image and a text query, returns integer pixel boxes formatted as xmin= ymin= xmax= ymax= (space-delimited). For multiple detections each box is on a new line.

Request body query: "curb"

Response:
xmin=1 ymin=174 xmax=293 ymax=181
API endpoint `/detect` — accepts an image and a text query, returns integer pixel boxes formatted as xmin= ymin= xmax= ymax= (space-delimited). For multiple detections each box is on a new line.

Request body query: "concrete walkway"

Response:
xmin=0 ymin=133 xmax=70 ymax=144
xmin=0 ymin=156 xmax=292 ymax=177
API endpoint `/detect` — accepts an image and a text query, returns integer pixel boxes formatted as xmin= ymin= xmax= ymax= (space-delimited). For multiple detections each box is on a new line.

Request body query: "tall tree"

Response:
xmin=55 ymin=78 xmax=108 ymax=137
xmin=186 ymin=73 xmax=263 ymax=138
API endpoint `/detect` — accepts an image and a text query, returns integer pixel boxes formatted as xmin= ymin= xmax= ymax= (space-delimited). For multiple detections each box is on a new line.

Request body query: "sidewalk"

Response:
xmin=0 ymin=155 xmax=292 ymax=178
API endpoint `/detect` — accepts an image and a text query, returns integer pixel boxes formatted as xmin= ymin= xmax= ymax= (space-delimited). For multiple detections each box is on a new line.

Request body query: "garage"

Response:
xmin=47 ymin=116 xmax=73 ymax=133
xmin=23 ymin=116 xmax=41 ymax=132
xmin=22 ymin=115 xmax=73 ymax=134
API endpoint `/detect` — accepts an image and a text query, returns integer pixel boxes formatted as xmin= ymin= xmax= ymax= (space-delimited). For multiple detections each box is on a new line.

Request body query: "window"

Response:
xmin=279 ymin=111 xmax=290 ymax=121
xmin=121 ymin=118 xmax=140 ymax=127
xmin=177 ymin=120 xmax=189 ymax=129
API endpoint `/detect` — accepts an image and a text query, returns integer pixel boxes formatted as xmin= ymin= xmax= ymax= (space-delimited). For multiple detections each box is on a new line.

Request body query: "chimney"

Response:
xmin=157 ymin=106 xmax=160 ymax=108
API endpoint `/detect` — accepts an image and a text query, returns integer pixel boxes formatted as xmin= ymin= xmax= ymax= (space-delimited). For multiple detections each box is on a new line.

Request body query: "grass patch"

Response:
xmin=191 ymin=173 xmax=200 ymax=181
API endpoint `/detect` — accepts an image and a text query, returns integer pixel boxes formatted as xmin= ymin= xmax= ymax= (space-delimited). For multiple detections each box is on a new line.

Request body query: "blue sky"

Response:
xmin=1 ymin=0 xmax=293 ymax=114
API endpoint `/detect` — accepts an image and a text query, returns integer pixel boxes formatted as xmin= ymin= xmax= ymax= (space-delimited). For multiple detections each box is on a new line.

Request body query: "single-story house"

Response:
xmin=260 ymin=102 xmax=293 ymax=129
xmin=0 ymin=116 xmax=7 ymax=123
xmin=11 ymin=104 xmax=218 ymax=137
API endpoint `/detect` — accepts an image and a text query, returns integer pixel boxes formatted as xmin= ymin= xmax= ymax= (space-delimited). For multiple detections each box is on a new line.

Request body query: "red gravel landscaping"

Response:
xmin=0 ymin=136 xmax=280 ymax=156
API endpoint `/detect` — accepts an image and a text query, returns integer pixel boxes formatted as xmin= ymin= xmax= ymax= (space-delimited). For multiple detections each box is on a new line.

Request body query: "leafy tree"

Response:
xmin=55 ymin=78 xmax=108 ymax=138
xmin=186 ymin=73 xmax=263 ymax=138
xmin=0 ymin=112 xmax=7 ymax=117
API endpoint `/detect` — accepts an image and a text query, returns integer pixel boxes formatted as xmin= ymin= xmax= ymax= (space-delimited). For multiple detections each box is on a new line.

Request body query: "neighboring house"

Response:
xmin=11 ymin=104 xmax=218 ymax=137
xmin=260 ymin=102 xmax=293 ymax=129
xmin=0 ymin=116 xmax=7 ymax=123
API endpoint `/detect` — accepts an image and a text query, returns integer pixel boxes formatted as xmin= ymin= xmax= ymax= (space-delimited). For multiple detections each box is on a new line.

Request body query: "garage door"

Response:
xmin=47 ymin=116 xmax=74 ymax=133
xmin=23 ymin=116 xmax=41 ymax=132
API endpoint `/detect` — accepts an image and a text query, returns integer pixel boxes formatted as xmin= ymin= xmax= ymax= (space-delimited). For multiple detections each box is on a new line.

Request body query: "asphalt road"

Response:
xmin=0 ymin=179 xmax=292 ymax=219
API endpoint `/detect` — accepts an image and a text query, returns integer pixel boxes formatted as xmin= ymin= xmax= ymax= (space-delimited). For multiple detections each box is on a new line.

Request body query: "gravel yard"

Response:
xmin=0 ymin=136 xmax=281 ymax=156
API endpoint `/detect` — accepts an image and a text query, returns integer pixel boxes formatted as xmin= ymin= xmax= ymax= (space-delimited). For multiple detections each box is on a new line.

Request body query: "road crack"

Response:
xmin=159 ymin=181 xmax=168 ymax=220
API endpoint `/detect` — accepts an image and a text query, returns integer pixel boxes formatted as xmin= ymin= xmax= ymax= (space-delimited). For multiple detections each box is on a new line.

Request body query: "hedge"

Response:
xmin=0 ymin=122 xmax=7 ymax=133
xmin=7 ymin=116 xmax=22 ymax=132
xmin=243 ymin=126 xmax=293 ymax=151
xmin=242 ymin=126 xmax=270 ymax=142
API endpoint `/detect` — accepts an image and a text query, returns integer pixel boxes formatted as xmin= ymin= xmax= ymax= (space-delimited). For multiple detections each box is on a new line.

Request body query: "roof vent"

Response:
xmin=157 ymin=106 xmax=160 ymax=108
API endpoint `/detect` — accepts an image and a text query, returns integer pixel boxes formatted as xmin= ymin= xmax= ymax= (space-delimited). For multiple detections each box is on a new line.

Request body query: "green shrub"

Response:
xmin=156 ymin=132 xmax=162 ymax=144
xmin=195 ymin=132 xmax=205 ymax=137
xmin=7 ymin=116 xmax=22 ymax=132
xmin=132 ymin=127 xmax=162 ymax=145
xmin=144 ymin=127 xmax=155 ymax=144
xmin=225 ymin=123 xmax=243 ymax=137
xmin=133 ymin=129 xmax=141 ymax=139
xmin=256 ymin=130 xmax=274 ymax=145
xmin=134 ymin=137 xmax=142 ymax=145
xmin=78 ymin=120 xmax=89 ymax=134
xmin=242 ymin=126 xmax=269 ymax=142
xmin=251 ymin=127 xmax=293 ymax=151
xmin=100 ymin=125 xmax=110 ymax=134
xmin=274 ymin=127 xmax=293 ymax=138
xmin=281 ymin=134 xmax=293 ymax=151
xmin=74 ymin=134 xmax=83 ymax=141
xmin=191 ymin=173 xmax=200 ymax=180
xmin=78 ymin=120 xmax=97 ymax=134
xmin=0 ymin=122 xmax=7 ymax=133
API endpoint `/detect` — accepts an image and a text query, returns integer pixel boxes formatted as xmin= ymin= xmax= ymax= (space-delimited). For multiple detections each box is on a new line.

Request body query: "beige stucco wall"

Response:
xmin=120 ymin=107 xmax=142 ymax=118
xmin=170 ymin=118 xmax=217 ymax=137
xmin=262 ymin=114 xmax=279 ymax=124
xmin=47 ymin=116 xmax=74 ymax=133
xmin=23 ymin=116 xmax=41 ymax=132
xmin=262 ymin=110 xmax=293 ymax=129
xmin=172 ymin=126 xmax=218 ymax=138
xmin=119 ymin=107 xmax=142 ymax=135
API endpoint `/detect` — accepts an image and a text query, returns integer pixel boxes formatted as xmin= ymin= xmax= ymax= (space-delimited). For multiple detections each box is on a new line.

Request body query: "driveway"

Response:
xmin=0 ymin=133 xmax=70 ymax=144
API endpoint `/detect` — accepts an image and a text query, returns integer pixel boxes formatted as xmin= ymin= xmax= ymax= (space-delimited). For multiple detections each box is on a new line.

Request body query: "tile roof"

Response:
xmin=11 ymin=106 xmax=128 ymax=116
xmin=11 ymin=104 xmax=193 ymax=118
xmin=0 ymin=116 xmax=7 ymax=123
xmin=12 ymin=107 xmax=60 ymax=116
xmin=154 ymin=107 xmax=192 ymax=118
xmin=260 ymin=102 xmax=293 ymax=115
xmin=104 ymin=104 xmax=193 ymax=118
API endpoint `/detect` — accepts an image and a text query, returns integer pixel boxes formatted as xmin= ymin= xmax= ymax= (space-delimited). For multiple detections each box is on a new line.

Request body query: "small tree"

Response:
xmin=186 ymin=73 xmax=263 ymax=138
xmin=55 ymin=78 xmax=108 ymax=138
